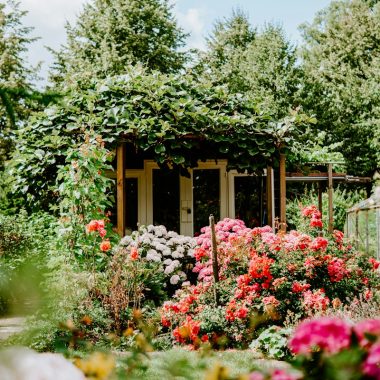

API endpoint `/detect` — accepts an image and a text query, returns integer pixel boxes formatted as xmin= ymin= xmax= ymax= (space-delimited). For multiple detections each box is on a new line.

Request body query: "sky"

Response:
xmin=19 ymin=0 xmax=332 ymax=85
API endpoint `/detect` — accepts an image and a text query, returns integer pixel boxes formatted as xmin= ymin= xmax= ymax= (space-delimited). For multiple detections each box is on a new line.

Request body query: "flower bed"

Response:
xmin=119 ymin=225 xmax=196 ymax=291
xmin=160 ymin=209 xmax=380 ymax=349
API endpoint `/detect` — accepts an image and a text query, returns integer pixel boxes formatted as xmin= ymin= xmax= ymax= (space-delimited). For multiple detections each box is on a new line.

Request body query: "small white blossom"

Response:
xmin=170 ymin=274 xmax=180 ymax=285
xmin=172 ymin=251 xmax=184 ymax=258
xmin=164 ymin=265 xmax=175 ymax=274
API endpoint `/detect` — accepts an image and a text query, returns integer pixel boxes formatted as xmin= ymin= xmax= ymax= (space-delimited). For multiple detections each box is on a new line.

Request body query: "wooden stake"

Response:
xmin=209 ymin=214 xmax=219 ymax=305
xmin=116 ymin=143 xmax=126 ymax=237
xmin=279 ymin=153 xmax=286 ymax=232
xmin=328 ymin=163 xmax=334 ymax=233
xmin=318 ymin=182 xmax=323 ymax=215
xmin=266 ymin=166 xmax=274 ymax=230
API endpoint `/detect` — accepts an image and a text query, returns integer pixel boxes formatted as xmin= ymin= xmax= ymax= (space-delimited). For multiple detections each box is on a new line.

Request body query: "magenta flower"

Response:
xmin=363 ymin=343 xmax=380 ymax=379
xmin=289 ymin=317 xmax=351 ymax=355
xmin=354 ymin=319 xmax=380 ymax=347
xmin=271 ymin=369 xmax=300 ymax=380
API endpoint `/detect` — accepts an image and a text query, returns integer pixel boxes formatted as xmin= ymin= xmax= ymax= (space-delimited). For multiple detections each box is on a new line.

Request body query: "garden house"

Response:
xmin=92 ymin=74 xmax=306 ymax=237
xmin=346 ymin=186 xmax=380 ymax=258
xmin=18 ymin=72 xmax=312 ymax=236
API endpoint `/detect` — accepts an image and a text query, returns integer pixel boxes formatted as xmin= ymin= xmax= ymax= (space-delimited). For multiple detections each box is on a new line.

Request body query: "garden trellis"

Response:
xmin=346 ymin=186 xmax=380 ymax=259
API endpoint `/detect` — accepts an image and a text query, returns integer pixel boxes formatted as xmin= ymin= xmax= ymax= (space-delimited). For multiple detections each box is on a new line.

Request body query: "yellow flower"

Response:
xmin=75 ymin=352 xmax=115 ymax=380
xmin=204 ymin=363 xmax=229 ymax=380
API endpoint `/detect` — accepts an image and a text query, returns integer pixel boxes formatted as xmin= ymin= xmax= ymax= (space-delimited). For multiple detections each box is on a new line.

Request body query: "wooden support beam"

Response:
xmin=318 ymin=182 xmax=323 ymax=215
xmin=279 ymin=154 xmax=286 ymax=232
xmin=116 ymin=143 xmax=126 ymax=237
xmin=328 ymin=163 xmax=334 ymax=233
xmin=266 ymin=166 xmax=274 ymax=230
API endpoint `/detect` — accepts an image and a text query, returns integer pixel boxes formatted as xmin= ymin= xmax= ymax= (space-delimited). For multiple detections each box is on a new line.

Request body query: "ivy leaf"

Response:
xmin=155 ymin=144 xmax=166 ymax=153
xmin=172 ymin=155 xmax=185 ymax=164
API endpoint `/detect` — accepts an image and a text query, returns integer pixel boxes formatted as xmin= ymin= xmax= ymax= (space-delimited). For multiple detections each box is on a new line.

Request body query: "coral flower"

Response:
xmin=86 ymin=220 xmax=99 ymax=232
xmin=130 ymin=247 xmax=139 ymax=260
xmin=310 ymin=218 xmax=323 ymax=228
xmin=98 ymin=228 xmax=107 ymax=238
xmin=310 ymin=237 xmax=328 ymax=251
xmin=100 ymin=239 xmax=111 ymax=252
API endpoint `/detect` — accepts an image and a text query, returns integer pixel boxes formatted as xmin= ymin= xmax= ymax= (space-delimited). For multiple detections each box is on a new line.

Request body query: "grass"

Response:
xmin=121 ymin=349 xmax=288 ymax=380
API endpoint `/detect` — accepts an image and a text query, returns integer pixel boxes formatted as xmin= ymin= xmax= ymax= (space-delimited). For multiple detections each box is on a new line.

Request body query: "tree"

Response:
xmin=0 ymin=0 xmax=38 ymax=131
xmin=300 ymin=0 xmax=380 ymax=176
xmin=195 ymin=9 xmax=256 ymax=92
xmin=240 ymin=24 xmax=300 ymax=119
xmin=196 ymin=12 xmax=300 ymax=120
xmin=49 ymin=0 xmax=188 ymax=86
xmin=0 ymin=0 xmax=38 ymax=209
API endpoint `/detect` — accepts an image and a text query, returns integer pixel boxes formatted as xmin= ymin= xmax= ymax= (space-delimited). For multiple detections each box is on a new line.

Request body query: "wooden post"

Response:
xmin=318 ymin=182 xmax=323 ymax=215
xmin=279 ymin=154 xmax=286 ymax=232
xmin=266 ymin=166 xmax=274 ymax=230
xmin=209 ymin=214 xmax=219 ymax=305
xmin=328 ymin=163 xmax=334 ymax=233
xmin=116 ymin=143 xmax=126 ymax=237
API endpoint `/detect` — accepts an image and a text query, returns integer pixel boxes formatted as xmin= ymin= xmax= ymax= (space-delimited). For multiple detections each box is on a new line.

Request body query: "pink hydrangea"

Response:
xmin=354 ymin=319 xmax=380 ymax=347
xmin=271 ymin=369 xmax=300 ymax=380
xmin=289 ymin=317 xmax=351 ymax=355
xmin=261 ymin=232 xmax=279 ymax=245
xmin=363 ymin=343 xmax=380 ymax=379
xmin=249 ymin=372 xmax=265 ymax=380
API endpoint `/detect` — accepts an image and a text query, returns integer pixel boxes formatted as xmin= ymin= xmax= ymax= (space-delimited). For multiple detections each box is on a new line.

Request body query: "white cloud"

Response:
xmin=175 ymin=7 xmax=207 ymax=51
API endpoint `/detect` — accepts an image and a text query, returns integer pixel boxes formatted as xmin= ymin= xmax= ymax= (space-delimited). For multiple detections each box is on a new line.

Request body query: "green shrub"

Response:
xmin=250 ymin=325 xmax=292 ymax=359
xmin=286 ymin=185 xmax=366 ymax=231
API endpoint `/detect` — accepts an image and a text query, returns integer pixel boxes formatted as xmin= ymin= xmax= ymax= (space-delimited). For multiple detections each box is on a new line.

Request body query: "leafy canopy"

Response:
xmin=10 ymin=69 xmax=312 ymax=210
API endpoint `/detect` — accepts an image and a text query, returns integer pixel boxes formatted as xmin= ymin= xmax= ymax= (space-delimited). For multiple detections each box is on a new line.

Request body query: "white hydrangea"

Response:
xmin=170 ymin=274 xmax=180 ymax=285
xmin=118 ymin=224 xmax=197 ymax=288
xmin=164 ymin=265 xmax=175 ymax=275
xmin=172 ymin=250 xmax=184 ymax=259
xmin=176 ymin=246 xmax=185 ymax=254
xmin=163 ymin=258 xmax=173 ymax=265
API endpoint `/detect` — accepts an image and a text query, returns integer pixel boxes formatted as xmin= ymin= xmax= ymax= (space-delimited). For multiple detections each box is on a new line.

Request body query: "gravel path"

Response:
xmin=0 ymin=317 xmax=25 ymax=340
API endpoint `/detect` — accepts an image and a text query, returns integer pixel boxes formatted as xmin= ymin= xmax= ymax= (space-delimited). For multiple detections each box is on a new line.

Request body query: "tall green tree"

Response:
xmin=300 ymin=0 xmax=380 ymax=176
xmin=240 ymin=24 xmax=300 ymax=119
xmin=49 ymin=0 xmax=188 ymax=86
xmin=0 ymin=0 xmax=39 ymax=209
xmin=196 ymin=12 xmax=300 ymax=120
xmin=0 ymin=0 xmax=38 ymax=131
xmin=196 ymin=9 xmax=256 ymax=92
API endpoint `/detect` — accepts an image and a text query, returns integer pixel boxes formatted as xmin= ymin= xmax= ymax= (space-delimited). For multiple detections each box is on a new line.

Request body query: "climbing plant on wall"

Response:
xmin=10 ymin=68 xmax=314 ymax=210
